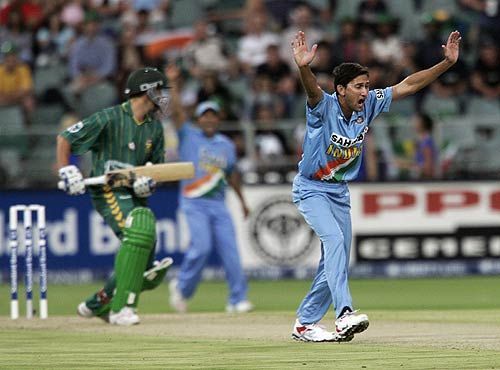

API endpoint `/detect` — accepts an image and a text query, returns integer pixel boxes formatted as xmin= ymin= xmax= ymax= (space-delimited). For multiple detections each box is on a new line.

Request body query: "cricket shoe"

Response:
xmin=226 ymin=300 xmax=254 ymax=313
xmin=109 ymin=306 xmax=140 ymax=326
xmin=143 ymin=257 xmax=173 ymax=281
xmin=292 ymin=319 xmax=351 ymax=342
xmin=169 ymin=278 xmax=187 ymax=313
xmin=76 ymin=302 xmax=109 ymax=323
xmin=335 ymin=310 xmax=369 ymax=338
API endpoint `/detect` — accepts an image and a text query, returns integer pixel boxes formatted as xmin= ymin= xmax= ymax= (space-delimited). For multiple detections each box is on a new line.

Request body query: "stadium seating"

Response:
xmin=78 ymin=82 xmax=118 ymax=118
xmin=466 ymin=96 xmax=500 ymax=118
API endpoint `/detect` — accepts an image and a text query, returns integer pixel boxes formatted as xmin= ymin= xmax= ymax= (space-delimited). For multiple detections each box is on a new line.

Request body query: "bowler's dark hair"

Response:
xmin=332 ymin=63 xmax=369 ymax=93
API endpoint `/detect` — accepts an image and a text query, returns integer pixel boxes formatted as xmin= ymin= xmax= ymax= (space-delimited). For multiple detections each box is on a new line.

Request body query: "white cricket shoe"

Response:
xmin=109 ymin=307 xmax=140 ymax=326
xmin=77 ymin=302 xmax=93 ymax=318
xmin=143 ymin=257 xmax=173 ymax=281
xmin=292 ymin=319 xmax=345 ymax=342
xmin=335 ymin=310 xmax=369 ymax=338
xmin=169 ymin=278 xmax=187 ymax=313
xmin=226 ymin=300 xmax=254 ymax=313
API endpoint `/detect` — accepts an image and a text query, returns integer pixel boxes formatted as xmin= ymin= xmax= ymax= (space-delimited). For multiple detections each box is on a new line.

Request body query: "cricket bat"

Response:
xmin=58 ymin=162 xmax=195 ymax=190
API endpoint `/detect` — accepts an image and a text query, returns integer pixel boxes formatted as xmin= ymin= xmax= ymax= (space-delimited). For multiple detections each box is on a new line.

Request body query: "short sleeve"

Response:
xmin=60 ymin=111 xmax=108 ymax=155
xmin=365 ymin=87 xmax=393 ymax=123
xmin=305 ymin=91 xmax=331 ymax=128
xmin=225 ymin=140 xmax=237 ymax=175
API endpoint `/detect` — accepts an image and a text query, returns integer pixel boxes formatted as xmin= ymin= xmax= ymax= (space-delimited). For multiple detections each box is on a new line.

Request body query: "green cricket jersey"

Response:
xmin=61 ymin=101 xmax=165 ymax=231
xmin=61 ymin=101 xmax=165 ymax=177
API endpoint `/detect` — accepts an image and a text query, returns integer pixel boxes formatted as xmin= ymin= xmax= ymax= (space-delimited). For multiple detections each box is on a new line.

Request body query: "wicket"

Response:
xmin=9 ymin=204 xmax=48 ymax=320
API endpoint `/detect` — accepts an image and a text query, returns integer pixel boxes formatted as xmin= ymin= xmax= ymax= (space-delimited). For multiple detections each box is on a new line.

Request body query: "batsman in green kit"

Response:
xmin=56 ymin=67 xmax=173 ymax=326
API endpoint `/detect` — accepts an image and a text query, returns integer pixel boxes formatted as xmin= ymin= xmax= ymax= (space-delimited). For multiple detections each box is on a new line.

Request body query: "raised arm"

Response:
xmin=164 ymin=63 xmax=187 ymax=129
xmin=291 ymin=31 xmax=323 ymax=108
xmin=392 ymin=31 xmax=461 ymax=101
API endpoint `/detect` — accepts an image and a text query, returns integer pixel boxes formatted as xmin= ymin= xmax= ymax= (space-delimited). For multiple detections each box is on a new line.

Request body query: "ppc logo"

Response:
xmin=248 ymin=196 xmax=316 ymax=266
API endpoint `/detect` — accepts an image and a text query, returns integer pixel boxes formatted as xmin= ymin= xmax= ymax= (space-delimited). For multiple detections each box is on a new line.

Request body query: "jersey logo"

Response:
xmin=67 ymin=121 xmax=83 ymax=133
xmin=356 ymin=116 xmax=364 ymax=124
xmin=128 ymin=142 xmax=136 ymax=151
xmin=375 ymin=89 xmax=384 ymax=100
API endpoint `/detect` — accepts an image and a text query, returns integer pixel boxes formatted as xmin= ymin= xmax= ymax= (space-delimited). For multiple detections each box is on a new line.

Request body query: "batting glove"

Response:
xmin=58 ymin=165 xmax=85 ymax=195
xmin=133 ymin=176 xmax=156 ymax=198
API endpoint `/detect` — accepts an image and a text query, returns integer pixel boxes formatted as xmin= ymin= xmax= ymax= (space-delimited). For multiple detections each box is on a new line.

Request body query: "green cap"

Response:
xmin=1 ymin=41 xmax=18 ymax=55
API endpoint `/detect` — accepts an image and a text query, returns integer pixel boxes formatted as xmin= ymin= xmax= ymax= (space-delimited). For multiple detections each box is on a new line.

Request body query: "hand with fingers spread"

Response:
xmin=292 ymin=31 xmax=318 ymax=67
xmin=442 ymin=31 xmax=461 ymax=65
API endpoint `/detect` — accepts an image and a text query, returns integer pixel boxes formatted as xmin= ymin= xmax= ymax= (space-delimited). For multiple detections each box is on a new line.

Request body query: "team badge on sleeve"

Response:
xmin=68 ymin=121 xmax=83 ymax=133
xmin=375 ymin=89 xmax=384 ymax=100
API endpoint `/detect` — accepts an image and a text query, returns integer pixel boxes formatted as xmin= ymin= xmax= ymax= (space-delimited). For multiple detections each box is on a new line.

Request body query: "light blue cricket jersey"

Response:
xmin=298 ymin=87 xmax=392 ymax=182
xmin=178 ymin=123 xmax=236 ymax=200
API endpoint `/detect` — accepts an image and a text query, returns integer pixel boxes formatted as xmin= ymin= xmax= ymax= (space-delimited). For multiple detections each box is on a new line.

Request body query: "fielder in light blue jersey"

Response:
xmin=291 ymin=30 xmax=461 ymax=342
xmin=165 ymin=64 xmax=253 ymax=314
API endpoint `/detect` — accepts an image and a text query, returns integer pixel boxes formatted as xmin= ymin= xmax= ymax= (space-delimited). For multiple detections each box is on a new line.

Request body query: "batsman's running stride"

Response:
xmin=56 ymin=67 xmax=173 ymax=326
xmin=291 ymin=30 xmax=461 ymax=342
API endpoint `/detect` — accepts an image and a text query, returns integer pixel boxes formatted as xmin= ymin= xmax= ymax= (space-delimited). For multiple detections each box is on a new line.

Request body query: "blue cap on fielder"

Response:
xmin=195 ymin=101 xmax=220 ymax=118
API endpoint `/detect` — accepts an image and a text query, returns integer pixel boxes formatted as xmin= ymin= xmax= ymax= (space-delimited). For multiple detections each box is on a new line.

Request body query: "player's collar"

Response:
xmin=122 ymin=101 xmax=152 ymax=125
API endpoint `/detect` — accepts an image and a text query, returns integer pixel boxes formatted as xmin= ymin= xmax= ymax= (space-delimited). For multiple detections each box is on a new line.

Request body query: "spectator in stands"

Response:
xmin=135 ymin=9 xmax=154 ymax=39
xmin=371 ymin=15 xmax=403 ymax=65
xmin=397 ymin=113 xmax=438 ymax=180
xmin=310 ymin=40 xmax=336 ymax=75
xmin=68 ymin=11 xmax=116 ymax=95
xmin=281 ymin=4 xmax=325 ymax=68
xmin=460 ymin=0 xmax=500 ymax=47
xmin=34 ymin=27 xmax=58 ymax=68
xmin=417 ymin=13 xmax=468 ymax=114
xmin=256 ymin=43 xmax=291 ymax=84
xmin=393 ymin=41 xmax=419 ymax=80
xmin=0 ymin=0 xmax=44 ymax=29
xmin=0 ymin=9 xmax=33 ymax=64
xmin=116 ymin=25 xmax=143 ymax=97
xmin=421 ymin=59 xmax=468 ymax=117
xmin=60 ymin=0 xmax=86 ymax=28
xmin=183 ymin=19 xmax=229 ymax=78
xmin=470 ymin=40 xmax=500 ymax=100
xmin=254 ymin=102 xmax=288 ymax=163
xmin=245 ymin=73 xmax=285 ymax=121
xmin=196 ymin=70 xmax=236 ymax=120
xmin=357 ymin=0 xmax=389 ymax=35
xmin=256 ymin=42 xmax=296 ymax=117
xmin=416 ymin=13 xmax=451 ymax=69
xmin=0 ymin=42 xmax=35 ymax=125
xmin=356 ymin=39 xmax=390 ymax=88
xmin=331 ymin=18 xmax=359 ymax=65
xmin=35 ymin=12 xmax=75 ymax=63
xmin=237 ymin=10 xmax=280 ymax=72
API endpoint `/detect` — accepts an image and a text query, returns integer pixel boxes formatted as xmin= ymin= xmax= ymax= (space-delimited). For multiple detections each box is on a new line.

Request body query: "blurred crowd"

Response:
xmin=0 ymin=0 xmax=499 ymax=188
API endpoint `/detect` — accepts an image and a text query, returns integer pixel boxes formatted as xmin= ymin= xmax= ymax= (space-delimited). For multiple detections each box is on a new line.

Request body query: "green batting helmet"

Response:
xmin=124 ymin=67 xmax=168 ymax=97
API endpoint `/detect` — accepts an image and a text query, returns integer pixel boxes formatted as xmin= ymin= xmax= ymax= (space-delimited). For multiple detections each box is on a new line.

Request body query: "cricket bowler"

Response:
xmin=290 ymin=30 xmax=461 ymax=342
xmin=57 ymin=67 xmax=173 ymax=326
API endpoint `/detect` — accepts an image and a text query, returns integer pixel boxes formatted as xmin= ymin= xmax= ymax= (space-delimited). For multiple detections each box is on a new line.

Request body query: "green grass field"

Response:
xmin=1 ymin=277 xmax=499 ymax=369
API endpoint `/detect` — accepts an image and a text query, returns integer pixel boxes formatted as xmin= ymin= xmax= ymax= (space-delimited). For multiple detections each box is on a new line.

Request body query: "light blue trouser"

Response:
xmin=178 ymin=198 xmax=248 ymax=305
xmin=292 ymin=174 xmax=353 ymax=324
